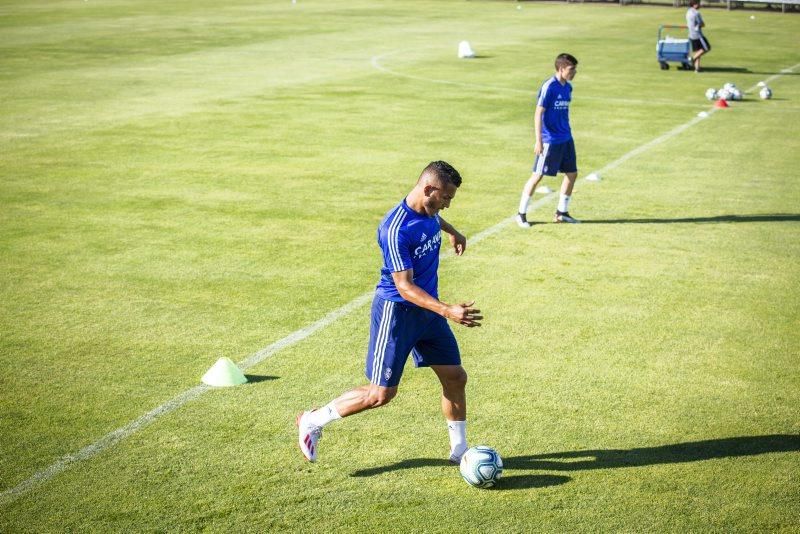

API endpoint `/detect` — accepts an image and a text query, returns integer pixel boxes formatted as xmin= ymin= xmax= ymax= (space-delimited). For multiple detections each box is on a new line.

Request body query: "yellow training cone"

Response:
xmin=201 ymin=357 xmax=248 ymax=387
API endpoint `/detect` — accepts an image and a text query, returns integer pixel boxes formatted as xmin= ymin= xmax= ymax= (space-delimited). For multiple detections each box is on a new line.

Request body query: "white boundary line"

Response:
xmin=3 ymin=57 xmax=797 ymax=509
xmin=593 ymin=62 xmax=800 ymax=177
xmin=0 ymin=199 xmax=555 ymax=509
xmin=371 ymin=50 xmax=703 ymax=109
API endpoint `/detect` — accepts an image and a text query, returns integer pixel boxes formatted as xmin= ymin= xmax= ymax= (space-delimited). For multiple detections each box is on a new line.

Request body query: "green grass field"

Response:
xmin=1 ymin=0 xmax=799 ymax=531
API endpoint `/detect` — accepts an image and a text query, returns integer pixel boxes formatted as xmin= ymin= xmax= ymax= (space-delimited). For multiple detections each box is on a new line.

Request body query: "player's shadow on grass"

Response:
xmin=492 ymin=473 xmax=571 ymax=490
xmin=698 ymin=66 xmax=799 ymax=76
xmin=350 ymin=458 xmax=450 ymax=477
xmin=351 ymin=457 xmax=451 ymax=476
xmin=350 ymin=458 xmax=570 ymax=489
xmin=350 ymin=435 xmax=798 ymax=489
xmin=504 ymin=434 xmax=800 ymax=472
xmin=580 ymin=213 xmax=800 ymax=225
xmin=695 ymin=66 xmax=751 ymax=73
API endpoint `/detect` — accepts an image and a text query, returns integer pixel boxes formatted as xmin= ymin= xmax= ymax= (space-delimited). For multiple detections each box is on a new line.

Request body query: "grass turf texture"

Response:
xmin=1 ymin=0 xmax=799 ymax=530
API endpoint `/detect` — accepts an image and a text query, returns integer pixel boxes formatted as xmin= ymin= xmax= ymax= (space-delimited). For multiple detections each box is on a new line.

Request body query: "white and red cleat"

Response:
xmin=297 ymin=411 xmax=322 ymax=462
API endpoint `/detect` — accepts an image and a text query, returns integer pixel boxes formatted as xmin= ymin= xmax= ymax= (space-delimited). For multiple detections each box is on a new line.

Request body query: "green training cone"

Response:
xmin=201 ymin=357 xmax=248 ymax=387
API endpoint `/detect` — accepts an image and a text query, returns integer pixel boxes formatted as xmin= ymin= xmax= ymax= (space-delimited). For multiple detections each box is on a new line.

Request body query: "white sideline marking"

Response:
xmin=0 ymin=385 xmax=208 ymax=506
xmin=753 ymin=63 xmax=800 ymax=89
xmin=590 ymin=62 xmax=800 ymax=178
xmin=3 ymin=59 xmax=797 ymax=509
xmin=0 ymin=196 xmax=554 ymax=509
xmin=592 ymin=114 xmax=708 ymax=177
xmin=0 ymin=294 xmax=374 ymax=507
xmin=371 ymin=50 xmax=701 ymax=109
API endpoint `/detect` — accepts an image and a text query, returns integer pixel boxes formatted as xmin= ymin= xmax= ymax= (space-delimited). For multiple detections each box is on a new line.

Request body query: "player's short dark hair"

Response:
xmin=689 ymin=0 xmax=700 ymax=6
xmin=421 ymin=160 xmax=462 ymax=187
xmin=555 ymin=53 xmax=578 ymax=70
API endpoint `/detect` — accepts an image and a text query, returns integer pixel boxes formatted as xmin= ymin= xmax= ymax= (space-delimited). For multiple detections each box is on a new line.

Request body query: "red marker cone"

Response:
xmin=714 ymin=98 xmax=729 ymax=108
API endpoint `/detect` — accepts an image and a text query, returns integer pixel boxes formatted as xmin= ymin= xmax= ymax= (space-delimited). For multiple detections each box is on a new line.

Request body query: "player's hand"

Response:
xmin=534 ymin=140 xmax=543 ymax=155
xmin=444 ymin=301 xmax=482 ymax=327
xmin=449 ymin=231 xmax=467 ymax=256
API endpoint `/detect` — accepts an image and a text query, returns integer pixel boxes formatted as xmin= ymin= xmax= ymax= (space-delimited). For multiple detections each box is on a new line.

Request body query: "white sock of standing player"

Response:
xmin=447 ymin=420 xmax=467 ymax=460
xmin=558 ymin=193 xmax=571 ymax=213
xmin=306 ymin=401 xmax=342 ymax=428
xmin=518 ymin=193 xmax=531 ymax=216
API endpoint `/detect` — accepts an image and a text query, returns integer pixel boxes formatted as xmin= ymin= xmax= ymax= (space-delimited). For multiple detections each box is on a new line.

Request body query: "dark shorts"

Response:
xmin=532 ymin=139 xmax=577 ymax=177
xmin=365 ymin=295 xmax=461 ymax=387
xmin=691 ymin=36 xmax=711 ymax=52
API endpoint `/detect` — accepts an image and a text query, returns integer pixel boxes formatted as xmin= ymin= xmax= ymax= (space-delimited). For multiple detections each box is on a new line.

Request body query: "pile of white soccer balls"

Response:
xmin=705 ymin=82 xmax=742 ymax=101
xmin=705 ymin=81 xmax=773 ymax=101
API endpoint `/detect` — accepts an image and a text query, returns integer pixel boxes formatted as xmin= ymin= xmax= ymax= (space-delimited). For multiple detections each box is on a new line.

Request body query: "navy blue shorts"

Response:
xmin=532 ymin=139 xmax=577 ymax=176
xmin=365 ymin=295 xmax=461 ymax=387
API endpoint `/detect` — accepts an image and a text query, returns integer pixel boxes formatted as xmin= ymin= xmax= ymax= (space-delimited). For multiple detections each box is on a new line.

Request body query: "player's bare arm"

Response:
xmin=438 ymin=216 xmax=467 ymax=256
xmin=534 ymin=105 xmax=545 ymax=155
xmin=391 ymin=269 xmax=482 ymax=327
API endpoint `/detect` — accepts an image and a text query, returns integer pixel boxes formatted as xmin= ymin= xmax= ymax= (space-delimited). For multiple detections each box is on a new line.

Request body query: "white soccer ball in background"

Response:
xmin=759 ymin=86 xmax=773 ymax=99
xmin=705 ymin=88 xmax=718 ymax=100
xmin=723 ymin=82 xmax=738 ymax=92
xmin=717 ymin=88 xmax=732 ymax=101
xmin=459 ymin=445 xmax=503 ymax=488
xmin=729 ymin=88 xmax=743 ymax=101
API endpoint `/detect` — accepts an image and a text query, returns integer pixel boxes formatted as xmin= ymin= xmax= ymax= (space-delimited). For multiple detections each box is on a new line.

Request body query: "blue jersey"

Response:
xmin=375 ymin=199 xmax=442 ymax=304
xmin=536 ymin=76 xmax=573 ymax=144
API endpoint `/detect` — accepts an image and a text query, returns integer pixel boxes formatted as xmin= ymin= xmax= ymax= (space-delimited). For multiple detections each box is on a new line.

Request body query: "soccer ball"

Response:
xmin=729 ymin=88 xmax=743 ymax=101
xmin=759 ymin=86 xmax=772 ymax=99
xmin=459 ymin=446 xmax=503 ymax=488
xmin=705 ymin=88 xmax=717 ymax=100
xmin=723 ymin=82 xmax=738 ymax=92
xmin=717 ymin=88 xmax=732 ymax=101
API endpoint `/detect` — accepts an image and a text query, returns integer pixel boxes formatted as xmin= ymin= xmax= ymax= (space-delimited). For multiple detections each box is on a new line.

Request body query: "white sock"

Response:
xmin=307 ymin=401 xmax=342 ymax=428
xmin=518 ymin=193 xmax=531 ymax=216
xmin=447 ymin=420 xmax=467 ymax=459
xmin=558 ymin=194 xmax=571 ymax=213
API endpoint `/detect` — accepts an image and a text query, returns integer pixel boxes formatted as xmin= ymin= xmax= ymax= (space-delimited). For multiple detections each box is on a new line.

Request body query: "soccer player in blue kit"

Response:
xmin=297 ymin=161 xmax=482 ymax=463
xmin=517 ymin=53 xmax=581 ymax=228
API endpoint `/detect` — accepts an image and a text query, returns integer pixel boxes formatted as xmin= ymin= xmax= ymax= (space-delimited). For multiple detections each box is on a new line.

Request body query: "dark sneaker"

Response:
xmin=554 ymin=211 xmax=580 ymax=224
xmin=516 ymin=213 xmax=532 ymax=228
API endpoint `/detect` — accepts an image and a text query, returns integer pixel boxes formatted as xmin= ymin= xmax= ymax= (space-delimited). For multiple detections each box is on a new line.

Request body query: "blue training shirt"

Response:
xmin=536 ymin=75 xmax=573 ymax=144
xmin=375 ymin=199 xmax=442 ymax=304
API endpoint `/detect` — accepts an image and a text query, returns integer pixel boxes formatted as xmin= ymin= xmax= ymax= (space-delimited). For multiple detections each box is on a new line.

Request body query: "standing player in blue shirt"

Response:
xmin=516 ymin=53 xmax=581 ymax=228
xmin=298 ymin=161 xmax=482 ymax=464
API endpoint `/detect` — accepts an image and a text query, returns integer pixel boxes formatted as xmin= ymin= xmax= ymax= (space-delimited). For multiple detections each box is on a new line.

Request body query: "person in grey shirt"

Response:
xmin=686 ymin=0 xmax=711 ymax=72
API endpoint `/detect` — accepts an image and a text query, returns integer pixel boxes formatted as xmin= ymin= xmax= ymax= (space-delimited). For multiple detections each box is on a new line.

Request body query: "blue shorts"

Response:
xmin=532 ymin=139 xmax=577 ymax=176
xmin=365 ymin=295 xmax=461 ymax=387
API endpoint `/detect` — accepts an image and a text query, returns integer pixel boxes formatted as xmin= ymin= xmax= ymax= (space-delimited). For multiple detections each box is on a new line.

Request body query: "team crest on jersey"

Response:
xmin=420 ymin=233 xmax=427 ymax=242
